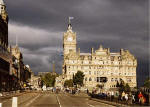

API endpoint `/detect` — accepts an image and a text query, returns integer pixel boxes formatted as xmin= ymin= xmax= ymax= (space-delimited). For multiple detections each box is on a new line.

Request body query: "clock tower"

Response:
xmin=63 ymin=22 xmax=77 ymax=55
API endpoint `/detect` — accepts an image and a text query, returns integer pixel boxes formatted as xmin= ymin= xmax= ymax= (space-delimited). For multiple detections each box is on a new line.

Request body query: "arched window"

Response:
xmin=111 ymin=78 xmax=114 ymax=82
xmin=89 ymin=77 xmax=92 ymax=81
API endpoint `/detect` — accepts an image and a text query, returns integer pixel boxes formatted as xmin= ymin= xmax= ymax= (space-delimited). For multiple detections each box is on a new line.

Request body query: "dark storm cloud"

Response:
xmin=6 ymin=0 xmax=149 ymax=86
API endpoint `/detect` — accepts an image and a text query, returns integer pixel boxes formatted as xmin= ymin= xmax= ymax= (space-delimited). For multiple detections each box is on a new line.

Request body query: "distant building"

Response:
xmin=0 ymin=0 xmax=32 ymax=91
xmin=23 ymin=65 xmax=32 ymax=86
xmin=30 ymin=73 xmax=41 ymax=90
xmin=62 ymin=21 xmax=137 ymax=90
xmin=55 ymin=75 xmax=63 ymax=88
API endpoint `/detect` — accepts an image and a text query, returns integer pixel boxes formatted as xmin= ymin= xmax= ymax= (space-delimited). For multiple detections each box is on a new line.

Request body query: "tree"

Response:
xmin=124 ymin=83 xmax=131 ymax=92
xmin=64 ymin=79 xmax=73 ymax=87
xmin=73 ymin=71 xmax=85 ymax=86
xmin=41 ymin=73 xmax=57 ymax=87
xmin=96 ymin=84 xmax=104 ymax=89
xmin=117 ymin=79 xmax=131 ymax=93
xmin=143 ymin=78 xmax=150 ymax=88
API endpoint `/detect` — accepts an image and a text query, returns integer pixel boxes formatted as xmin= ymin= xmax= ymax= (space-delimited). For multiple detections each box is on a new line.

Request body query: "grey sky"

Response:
xmin=5 ymin=0 xmax=149 ymax=86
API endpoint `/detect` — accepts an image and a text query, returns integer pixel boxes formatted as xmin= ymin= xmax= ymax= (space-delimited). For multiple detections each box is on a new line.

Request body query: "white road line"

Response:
xmin=24 ymin=94 xmax=41 ymax=107
xmin=87 ymin=103 xmax=95 ymax=107
xmin=56 ymin=95 xmax=62 ymax=107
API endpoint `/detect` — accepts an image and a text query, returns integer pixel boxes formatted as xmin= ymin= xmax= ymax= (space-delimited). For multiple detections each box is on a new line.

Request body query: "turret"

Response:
xmin=0 ymin=0 xmax=8 ymax=23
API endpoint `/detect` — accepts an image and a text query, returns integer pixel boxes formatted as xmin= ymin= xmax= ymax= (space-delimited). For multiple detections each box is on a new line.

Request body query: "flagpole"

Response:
xmin=69 ymin=17 xmax=71 ymax=24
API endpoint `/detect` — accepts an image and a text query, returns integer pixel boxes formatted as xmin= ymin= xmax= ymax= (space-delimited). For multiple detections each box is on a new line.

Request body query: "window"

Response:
xmin=89 ymin=71 xmax=91 ymax=75
xmin=111 ymin=56 xmax=114 ymax=61
xmin=115 ymin=78 xmax=118 ymax=82
xmin=97 ymin=77 xmax=99 ymax=82
xmin=127 ymin=78 xmax=131 ymax=82
xmin=111 ymin=78 xmax=114 ymax=82
xmin=85 ymin=77 xmax=87 ymax=81
xmin=89 ymin=77 xmax=92 ymax=81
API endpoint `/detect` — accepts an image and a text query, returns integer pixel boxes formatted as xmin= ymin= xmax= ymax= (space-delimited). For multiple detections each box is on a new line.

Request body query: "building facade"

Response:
xmin=0 ymin=0 xmax=32 ymax=91
xmin=0 ymin=0 xmax=11 ymax=91
xmin=62 ymin=23 xmax=137 ymax=90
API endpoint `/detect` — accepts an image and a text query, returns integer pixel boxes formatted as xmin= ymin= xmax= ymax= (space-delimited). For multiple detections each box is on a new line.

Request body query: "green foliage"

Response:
xmin=144 ymin=77 xmax=150 ymax=88
xmin=64 ymin=79 xmax=73 ymax=87
xmin=124 ymin=83 xmax=131 ymax=92
xmin=117 ymin=79 xmax=131 ymax=93
xmin=96 ymin=84 xmax=104 ymax=89
xmin=96 ymin=84 xmax=101 ymax=88
xmin=41 ymin=73 xmax=57 ymax=87
xmin=73 ymin=71 xmax=85 ymax=86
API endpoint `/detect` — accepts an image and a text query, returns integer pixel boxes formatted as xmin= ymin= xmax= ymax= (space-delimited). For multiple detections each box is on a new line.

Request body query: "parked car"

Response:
xmin=98 ymin=93 xmax=107 ymax=98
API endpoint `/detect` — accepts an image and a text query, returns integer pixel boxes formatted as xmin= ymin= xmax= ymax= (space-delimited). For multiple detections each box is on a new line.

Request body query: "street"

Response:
xmin=0 ymin=92 xmax=115 ymax=107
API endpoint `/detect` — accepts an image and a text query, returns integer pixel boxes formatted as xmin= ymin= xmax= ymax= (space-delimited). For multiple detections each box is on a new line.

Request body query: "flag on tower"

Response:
xmin=69 ymin=17 xmax=74 ymax=24
xmin=69 ymin=17 xmax=74 ymax=20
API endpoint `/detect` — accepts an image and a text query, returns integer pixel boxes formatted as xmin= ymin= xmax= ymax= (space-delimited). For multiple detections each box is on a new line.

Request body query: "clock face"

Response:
xmin=67 ymin=37 xmax=73 ymax=41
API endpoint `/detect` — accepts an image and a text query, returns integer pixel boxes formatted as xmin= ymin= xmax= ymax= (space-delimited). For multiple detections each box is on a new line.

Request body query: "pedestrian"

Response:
xmin=125 ymin=93 xmax=128 ymax=101
xmin=132 ymin=94 xmax=135 ymax=103
xmin=138 ymin=92 xmax=146 ymax=104
xmin=87 ymin=89 xmax=89 ymax=94
xmin=111 ymin=91 xmax=114 ymax=101
xmin=121 ymin=91 xmax=125 ymax=101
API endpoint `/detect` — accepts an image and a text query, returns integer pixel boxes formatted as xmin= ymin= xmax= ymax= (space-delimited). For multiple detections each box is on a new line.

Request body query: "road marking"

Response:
xmin=24 ymin=94 xmax=41 ymax=107
xmin=56 ymin=95 xmax=62 ymax=107
xmin=87 ymin=103 xmax=95 ymax=107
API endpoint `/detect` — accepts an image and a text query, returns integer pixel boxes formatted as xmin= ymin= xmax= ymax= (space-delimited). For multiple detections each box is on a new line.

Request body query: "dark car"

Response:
xmin=98 ymin=93 xmax=107 ymax=98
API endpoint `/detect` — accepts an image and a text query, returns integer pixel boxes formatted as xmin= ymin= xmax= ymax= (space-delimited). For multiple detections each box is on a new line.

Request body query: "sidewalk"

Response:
xmin=89 ymin=97 xmax=130 ymax=107
xmin=0 ymin=90 xmax=31 ymax=99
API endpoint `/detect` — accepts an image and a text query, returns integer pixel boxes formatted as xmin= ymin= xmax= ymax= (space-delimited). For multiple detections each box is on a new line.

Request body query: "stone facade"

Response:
xmin=0 ymin=0 xmax=11 ymax=91
xmin=62 ymin=23 xmax=137 ymax=90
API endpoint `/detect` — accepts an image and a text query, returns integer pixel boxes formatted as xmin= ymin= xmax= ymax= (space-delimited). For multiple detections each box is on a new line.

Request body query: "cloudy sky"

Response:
xmin=5 ymin=0 xmax=149 ymax=86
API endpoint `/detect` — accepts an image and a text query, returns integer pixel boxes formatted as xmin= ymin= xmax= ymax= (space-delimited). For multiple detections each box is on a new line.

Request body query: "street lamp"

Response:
xmin=14 ymin=59 xmax=19 ymax=90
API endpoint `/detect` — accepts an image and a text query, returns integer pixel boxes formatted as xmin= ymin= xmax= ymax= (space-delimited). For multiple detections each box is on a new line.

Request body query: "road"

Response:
xmin=0 ymin=92 xmax=115 ymax=107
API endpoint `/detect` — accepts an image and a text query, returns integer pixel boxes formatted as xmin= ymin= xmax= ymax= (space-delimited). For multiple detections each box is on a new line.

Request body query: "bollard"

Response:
xmin=12 ymin=97 xmax=18 ymax=107
xmin=0 ymin=103 xmax=2 ymax=107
